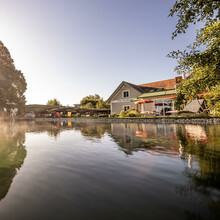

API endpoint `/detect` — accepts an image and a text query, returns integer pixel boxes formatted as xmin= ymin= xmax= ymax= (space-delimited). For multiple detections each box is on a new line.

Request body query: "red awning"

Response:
xmin=166 ymin=95 xmax=176 ymax=99
xmin=137 ymin=99 xmax=153 ymax=104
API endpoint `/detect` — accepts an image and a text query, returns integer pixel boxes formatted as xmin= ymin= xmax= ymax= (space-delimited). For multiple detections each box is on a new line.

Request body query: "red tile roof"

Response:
xmin=139 ymin=77 xmax=181 ymax=90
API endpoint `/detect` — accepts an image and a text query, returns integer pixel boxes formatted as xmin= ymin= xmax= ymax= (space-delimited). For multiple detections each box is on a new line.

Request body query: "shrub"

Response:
xmin=128 ymin=111 xmax=138 ymax=117
xmin=97 ymin=114 xmax=109 ymax=117
xmin=196 ymin=112 xmax=209 ymax=118
xmin=109 ymin=113 xmax=118 ymax=118
xmin=119 ymin=110 xmax=127 ymax=118
xmin=119 ymin=108 xmax=139 ymax=118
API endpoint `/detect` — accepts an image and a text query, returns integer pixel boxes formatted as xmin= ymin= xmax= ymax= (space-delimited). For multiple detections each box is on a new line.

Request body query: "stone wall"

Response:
xmin=36 ymin=117 xmax=220 ymax=125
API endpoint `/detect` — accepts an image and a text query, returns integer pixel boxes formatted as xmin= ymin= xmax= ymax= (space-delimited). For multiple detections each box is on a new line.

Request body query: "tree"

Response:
xmin=0 ymin=41 xmax=27 ymax=113
xmin=84 ymin=102 xmax=94 ymax=109
xmin=205 ymin=85 xmax=220 ymax=116
xmin=168 ymin=0 xmax=220 ymax=113
xmin=169 ymin=0 xmax=220 ymax=39
xmin=95 ymin=99 xmax=107 ymax=109
xmin=80 ymin=94 xmax=109 ymax=109
xmin=47 ymin=98 xmax=61 ymax=106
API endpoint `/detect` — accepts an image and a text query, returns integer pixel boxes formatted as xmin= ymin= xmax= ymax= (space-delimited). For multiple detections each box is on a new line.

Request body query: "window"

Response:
xmin=123 ymin=90 xmax=129 ymax=98
xmin=155 ymin=99 xmax=173 ymax=116
xmin=155 ymin=100 xmax=163 ymax=103
xmin=123 ymin=105 xmax=130 ymax=111
xmin=149 ymin=89 xmax=155 ymax=92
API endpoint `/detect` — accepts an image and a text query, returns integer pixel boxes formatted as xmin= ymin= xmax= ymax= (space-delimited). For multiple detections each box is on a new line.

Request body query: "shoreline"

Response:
xmin=34 ymin=117 xmax=220 ymax=125
xmin=1 ymin=117 xmax=220 ymax=125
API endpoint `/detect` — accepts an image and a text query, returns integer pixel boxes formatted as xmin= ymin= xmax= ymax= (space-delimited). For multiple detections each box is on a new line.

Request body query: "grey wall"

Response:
xmin=112 ymin=102 xmax=137 ymax=114
xmin=110 ymin=84 xmax=140 ymax=114
xmin=111 ymin=84 xmax=140 ymax=101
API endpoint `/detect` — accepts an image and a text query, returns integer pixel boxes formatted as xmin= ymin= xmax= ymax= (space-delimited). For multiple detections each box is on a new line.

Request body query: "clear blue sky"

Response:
xmin=0 ymin=0 xmax=198 ymax=105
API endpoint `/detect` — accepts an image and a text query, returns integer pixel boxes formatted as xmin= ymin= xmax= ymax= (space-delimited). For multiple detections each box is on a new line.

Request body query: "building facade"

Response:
xmin=106 ymin=77 xmax=182 ymax=115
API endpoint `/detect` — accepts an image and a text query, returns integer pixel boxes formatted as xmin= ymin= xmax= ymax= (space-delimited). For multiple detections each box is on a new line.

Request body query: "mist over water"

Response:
xmin=0 ymin=121 xmax=219 ymax=220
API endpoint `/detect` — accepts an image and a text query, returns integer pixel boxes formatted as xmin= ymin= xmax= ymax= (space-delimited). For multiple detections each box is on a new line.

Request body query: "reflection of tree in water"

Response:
xmin=45 ymin=121 xmax=68 ymax=139
xmin=47 ymin=130 xmax=62 ymax=139
xmin=0 ymin=121 xmax=65 ymax=201
xmin=176 ymin=125 xmax=220 ymax=219
xmin=34 ymin=121 xmax=77 ymax=139
xmin=74 ymin=123 xmax=111 ymax=140
xmin=0 ymin=123 xmax=26 ymax=201
xmin=45 ymin=122 xmax=111 ymax=140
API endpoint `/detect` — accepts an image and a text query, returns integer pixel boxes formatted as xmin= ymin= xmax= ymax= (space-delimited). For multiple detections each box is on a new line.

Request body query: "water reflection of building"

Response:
xmin=109 ymin=123 xmax=180 ymax=155
xmin=109 ymin=122 xmax=220 ymax=217
xmin=34 ymin=122 xmax=220 ymax=190
xmin=109 ymin=123 xmax=212 ymax=173
xmin=184 ymin=125 xmax=207 ymax=143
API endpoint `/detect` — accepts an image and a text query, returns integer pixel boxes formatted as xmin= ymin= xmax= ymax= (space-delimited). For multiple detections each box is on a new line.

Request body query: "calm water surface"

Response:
xmin=0 ymin=121 xmax=219 ymax=220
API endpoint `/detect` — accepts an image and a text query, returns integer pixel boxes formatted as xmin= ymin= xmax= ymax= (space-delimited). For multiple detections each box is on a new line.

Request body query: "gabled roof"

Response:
xmin=106 ymin=81 xmax=143 ymax=104
xmin=125 ymin=82 xmax=145 ymax=93
xmin=183 ymin=99 xmax=204 ymax=113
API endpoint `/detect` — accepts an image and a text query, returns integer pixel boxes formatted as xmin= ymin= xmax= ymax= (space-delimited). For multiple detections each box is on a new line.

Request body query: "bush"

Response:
xmin=97 ymin=114 xmax=109 ymax=117
xmin=119 ymin=110 xmax=127 ymax=118
xmin=119 ymin=108 xmax=139 ymax=118
xmin=109 ymin=113 xmax=118 ymax=118
xmin=196 ymin=112 xmax=209 ymax=118
xmin=128 ymin=111 xmax=138 ymax=117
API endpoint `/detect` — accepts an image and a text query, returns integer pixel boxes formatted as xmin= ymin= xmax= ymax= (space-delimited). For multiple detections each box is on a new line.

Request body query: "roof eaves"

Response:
xmin=106 ymin=81 xmax=142 ymax=104
xmin=106 ymin=81 xmax=125 ymax=104
xmin=138 ymin=89 xmax=176 ymax=98
xmin=124 ymin=81 xmax=144 ymax=94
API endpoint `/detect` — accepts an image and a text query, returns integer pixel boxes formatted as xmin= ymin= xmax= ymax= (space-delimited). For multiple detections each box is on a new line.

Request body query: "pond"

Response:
xmin=0 ymin=121 xmax=219 ymax=220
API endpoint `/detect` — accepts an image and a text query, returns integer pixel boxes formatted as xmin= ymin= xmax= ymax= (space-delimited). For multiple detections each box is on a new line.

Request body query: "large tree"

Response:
xmin=80 ymin=94 xmax=109 ymax=109
xmin=0 ymin=41 xmax=27 ymax=113
xmin=47 ymin=98 xmax=61 ymax=106
xmin=168 ymin=0 xmax=220 ymax=114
